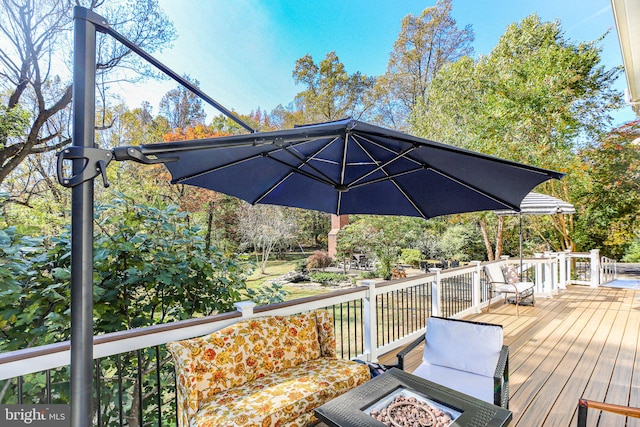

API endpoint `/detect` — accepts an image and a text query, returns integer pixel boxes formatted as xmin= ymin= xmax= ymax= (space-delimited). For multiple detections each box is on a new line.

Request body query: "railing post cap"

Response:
xmin=234 ymin=301 xmax=257 ymax=317
xmin=470 ymin=260 xmax=482 ymax=266
xmin=500 ymin=255 xmax=510 ymax=260
xmin=428 ymin=267 xmax=442 ymax=273
xmin=534 ymin=252 xmax=543 ymax=257
xmin=362 ymin=280 xmax=377 ymax=287
xmin=234 ymin=300 xmax=256 ymax=309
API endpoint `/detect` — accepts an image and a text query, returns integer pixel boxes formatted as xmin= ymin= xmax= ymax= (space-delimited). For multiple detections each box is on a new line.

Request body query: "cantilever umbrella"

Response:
xmin=65 ymin=9 xmax=567 ymax=427
xmin=118 ymin=118 xmax=565 ymax=218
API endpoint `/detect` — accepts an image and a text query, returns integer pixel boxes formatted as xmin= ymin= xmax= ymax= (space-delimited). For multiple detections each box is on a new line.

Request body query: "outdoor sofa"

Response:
xmin=167 ymin=309 xmax=370 ymax=427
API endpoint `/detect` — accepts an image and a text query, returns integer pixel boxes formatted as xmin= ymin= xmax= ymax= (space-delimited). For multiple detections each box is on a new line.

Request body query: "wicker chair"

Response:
xmin=396 ymin=316 xmax=509 ymax=409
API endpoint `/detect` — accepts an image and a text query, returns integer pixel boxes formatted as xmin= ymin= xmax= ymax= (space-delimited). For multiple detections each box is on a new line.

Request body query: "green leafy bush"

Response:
xmin=400 ymin=248 xmax=422 ymax=267
xmin=246 ymin=282 xmax=289 ymax=305
xmin=309 ymin=271 xmax=349 ymax=285
xmin=623 ymin=237 xmax=640 ymax=262
xmin=295 ymin=259 xmax=309 ymax=273
xmin=359 ymin=270 xmax=378 ymax=280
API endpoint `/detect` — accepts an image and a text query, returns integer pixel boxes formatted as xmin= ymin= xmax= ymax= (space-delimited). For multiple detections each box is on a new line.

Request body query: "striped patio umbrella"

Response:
xmin=494 ymin=192 xmax=576 ymax=216
xmin=495 ymin=192 xmax=576 ymax=278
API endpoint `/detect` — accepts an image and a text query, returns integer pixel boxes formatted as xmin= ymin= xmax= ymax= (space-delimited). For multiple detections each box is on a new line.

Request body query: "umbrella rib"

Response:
xmin=355 ymin=134 xmax=423 ymax=166
xmin=428 ymin=166 xmax=518 ymax=210
xmin=271 ymin=136 xmax=343 ymax=187
xmin=252 ymin=172 xmax=293 ymax=205
xmin=334 ymin=132 xmax=350 ymax=214
xmin=340 ymin=132 xmax=349 ymax=187
xmin=348 ymin=167 xmax=424 ymax=188
xmin=264 ymin=155 xmax=338 ymax=188
xmin=349 ymin=142 xmax=418 ymax=187
xmin=355 ymin=134 xmax=521 ymax=211
xmin=171 ymin=154 xmax=262 ymax=184
xmin=350 ymin=135 xmax=428 ymax=218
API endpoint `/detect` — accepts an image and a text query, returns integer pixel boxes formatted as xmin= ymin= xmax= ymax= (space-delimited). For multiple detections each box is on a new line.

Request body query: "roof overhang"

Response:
xmin=611 ymin=0 xmax=640 ymax=115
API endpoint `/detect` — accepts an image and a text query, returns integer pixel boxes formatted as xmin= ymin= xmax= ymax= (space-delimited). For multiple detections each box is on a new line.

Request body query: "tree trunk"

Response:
xmin=205 ymin=200 xmax=214 ymax=251
xmin=494 ymin=216 xmax=504 ymax=259
xmin=479 ymin=219 xmax=494 ymax=261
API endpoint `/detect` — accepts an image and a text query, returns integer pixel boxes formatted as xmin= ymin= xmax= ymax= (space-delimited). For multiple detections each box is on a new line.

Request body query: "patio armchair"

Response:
xmin=577 ymin=399 xmax=640 ymax=426
xmin=483 ymin=263 xmax=535 ymax=317
xmin=396 ymin=316 xmax=509 ymax=409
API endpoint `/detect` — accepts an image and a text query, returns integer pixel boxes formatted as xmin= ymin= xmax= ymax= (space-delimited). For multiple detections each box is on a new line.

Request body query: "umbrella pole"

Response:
xmin=70 ymin=7 xmax=98 ymax=427
xmin=519 ymin=213 xmax=523 ymax=281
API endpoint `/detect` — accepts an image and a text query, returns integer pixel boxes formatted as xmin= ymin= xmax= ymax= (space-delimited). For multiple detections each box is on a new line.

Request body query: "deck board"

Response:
xmin=373 ymin=285 xmax=640 ymax=427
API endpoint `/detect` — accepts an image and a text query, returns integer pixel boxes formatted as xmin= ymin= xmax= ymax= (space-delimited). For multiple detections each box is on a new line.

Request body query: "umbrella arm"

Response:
xmin=113 ymin=146 xmax=177 ymax=165
xmin=57 ymin=146 xmax=177 ymax=189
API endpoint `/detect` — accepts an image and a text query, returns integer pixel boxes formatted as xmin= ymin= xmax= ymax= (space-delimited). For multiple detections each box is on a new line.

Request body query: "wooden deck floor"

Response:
xmin=375 ymin=285 xmax=640 ymax=427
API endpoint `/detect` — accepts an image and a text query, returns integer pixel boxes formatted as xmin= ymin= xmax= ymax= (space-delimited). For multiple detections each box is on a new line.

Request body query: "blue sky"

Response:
xmin=117 ymin=0 xmax=635 ymax=126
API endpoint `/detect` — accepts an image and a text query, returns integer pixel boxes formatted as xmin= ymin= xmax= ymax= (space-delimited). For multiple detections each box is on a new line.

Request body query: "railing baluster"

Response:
xmin=137 ymin=349 xmax=143 ymax=427
xmin=174 ymin=363 xmax=179 ymax=427
xmin=117 ymin=353 xmax=123 ymax=427
xmin=95 ymin=359 xmax=101 ymax=426
xmin=46 ymin=370 xmax=51 ymax=404
xmin=339 ymin=303 xmax=344 ymax=359
xmin=348 ymin=301 xmax=352 ymax=359
xmin=155 ymin=346 xmax=162 ymax=427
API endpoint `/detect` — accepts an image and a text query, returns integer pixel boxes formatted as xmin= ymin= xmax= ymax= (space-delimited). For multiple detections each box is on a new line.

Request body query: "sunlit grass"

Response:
xmin=245 ymin=255 xmax=330 ymax=300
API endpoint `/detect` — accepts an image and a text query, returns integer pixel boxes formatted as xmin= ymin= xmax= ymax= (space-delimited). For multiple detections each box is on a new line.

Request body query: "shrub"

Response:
xmin=360 ymin=271 xmax=378 ymax=280
xmin=307 ymin=250 xmax=332 ymax=270
xmin=309 ymin=271 xmax=349 ymax=285
xmin=400 ymin=248 xmax=422 ymax=267
xmin=295 ymin=259 xmax=308 ymax=273
xmin=246 ymin=282 xmax=289 ymax=305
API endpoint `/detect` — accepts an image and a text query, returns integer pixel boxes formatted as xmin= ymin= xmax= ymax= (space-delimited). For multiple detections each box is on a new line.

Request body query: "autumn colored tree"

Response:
xmin=161 ymin=124 xmax=240 ymax=249
xmin=575 ymin=120 xmax=640 ymax=258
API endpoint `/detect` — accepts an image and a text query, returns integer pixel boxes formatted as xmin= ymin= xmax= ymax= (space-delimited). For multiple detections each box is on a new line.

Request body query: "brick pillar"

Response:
xmin=328 ymin=214 xmax=349 ymax=259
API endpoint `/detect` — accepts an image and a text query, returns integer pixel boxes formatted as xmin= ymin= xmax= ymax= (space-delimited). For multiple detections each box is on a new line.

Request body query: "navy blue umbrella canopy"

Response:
xmin=135 ymin=119 xmax=564 ymax=218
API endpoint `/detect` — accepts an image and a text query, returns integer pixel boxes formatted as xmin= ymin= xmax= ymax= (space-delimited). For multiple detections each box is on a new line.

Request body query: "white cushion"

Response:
xmin=412 ymin=361 xmax=496 ymax=403
xmin=494 ymin=282 xmax=534 ymax=293
xmin=422 ymin=317 xmax=502 ymax=377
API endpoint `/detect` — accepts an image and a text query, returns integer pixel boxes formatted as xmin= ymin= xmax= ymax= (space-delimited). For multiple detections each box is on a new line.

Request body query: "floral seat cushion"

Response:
xmin=167 ymin=310 xmax=365 ymax=427
xmin=192 ymin=357 xmax=370 ymax=427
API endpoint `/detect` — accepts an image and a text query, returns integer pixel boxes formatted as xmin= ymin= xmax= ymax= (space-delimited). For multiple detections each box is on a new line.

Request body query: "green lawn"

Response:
xmin=246 ymin=256 xmax=330 ymax=300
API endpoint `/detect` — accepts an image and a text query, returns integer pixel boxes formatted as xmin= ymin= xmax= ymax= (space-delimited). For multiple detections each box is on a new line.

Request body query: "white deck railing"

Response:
xmin=0 ymin=250 xmax=612 ymax=422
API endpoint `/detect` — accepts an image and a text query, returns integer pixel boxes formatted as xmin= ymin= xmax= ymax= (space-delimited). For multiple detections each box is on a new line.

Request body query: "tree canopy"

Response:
xmin=292 ymin=51 xmax=375 ymax=123
xmin=0 ymin=0 xmax=176 ymax=185
xmin=410 ymin=14 xmax=625 ymax=257
xmin=372 ymin=0 xmax=474 ymax=130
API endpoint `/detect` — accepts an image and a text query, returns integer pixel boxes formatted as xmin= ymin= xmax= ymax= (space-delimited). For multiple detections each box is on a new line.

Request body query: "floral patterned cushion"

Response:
xmin=505 ymin=265 xmax=519 ymax=284
xmin=315 ymin=309 xmax=336 ymax=358
xmin=167 ymin=310 xmax=358 ymax=427
xmin=192 ymin=357 xmax=370 ymax=427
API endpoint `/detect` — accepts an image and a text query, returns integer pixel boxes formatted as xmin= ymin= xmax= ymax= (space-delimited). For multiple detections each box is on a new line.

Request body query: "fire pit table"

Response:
xmin=315 ymin=368 xmax=512 ymax=427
